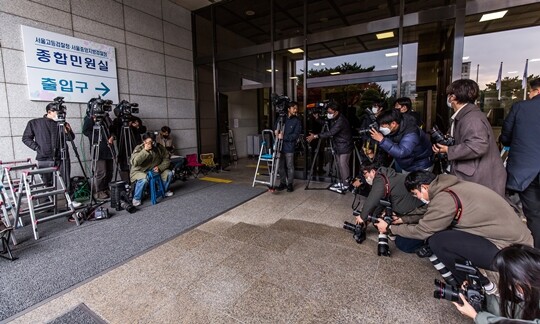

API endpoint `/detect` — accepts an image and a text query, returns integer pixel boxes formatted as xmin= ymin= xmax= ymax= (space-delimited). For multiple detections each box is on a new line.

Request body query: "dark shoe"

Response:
xmin=276 ymin=183 xmax=287 ymax=191
xmin=415 ymin=245 xmax=433 ymax=258
xmin=287 ymin=184 xmax=294 ymax=192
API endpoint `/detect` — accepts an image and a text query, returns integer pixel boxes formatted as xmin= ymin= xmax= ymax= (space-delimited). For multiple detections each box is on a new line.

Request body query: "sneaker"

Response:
xmin=165 ymin=191 xmax=174 ymax=197
xmin=330 ymin=182 xmax=343 ymax=188
xmin=329 ymin=186 xmax=346 ymax=194
xmin=276 ymin=183 xmax=287 ymax=191
xmin=71 ymin=201 xmax=82 ymax=208
xmin=132 ymin=199 xmax=141 ymax=207
xmin=286 ymin=184 xmax=294 ymax=192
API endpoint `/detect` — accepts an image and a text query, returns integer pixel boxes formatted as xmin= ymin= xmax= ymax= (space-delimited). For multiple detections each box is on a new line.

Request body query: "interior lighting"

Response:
xmin=391 ymin=65 xmax=398 ymax=68
xmin=463 ymin=56 xmax=470 ymax=60
xmin=266 ymin=69 xmax=278 ymax=72
xmin=479 ymin=10 xmax=508 ymax=22
xmin=385 ymin=52 xmax=398 ymax=57
xmin=245 ymin=10 xmax=255 ymax=16
xmin=288 ymin=48 xmax=304 ymax=54
xmin=376 ymin=31 xmax=394 ymax=39
xmin=330 ymin=72 xmax=340 ymax=75
xmin=507 ymin=71 xmax=518 ymax=74
xmin=289 ymin=76 xmax=298 ymax=79
xmin=530 ymin=58 xmax=540 ymax=62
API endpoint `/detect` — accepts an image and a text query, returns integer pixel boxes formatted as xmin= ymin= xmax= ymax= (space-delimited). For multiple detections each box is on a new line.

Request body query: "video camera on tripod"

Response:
xmin=433 ymin=260 xmax=486 ymax=312
xmin=357 ymin=108 xmax=379 ymax=136
xmin=51 ymin=96 xmax=67 ymax=122
xmin=271 ymin=94 xmax=291 ymax=117
xmin=87 ymin=97 xmax=113 ymax=120
xmin=114 ymin=100 xmax=139 ymax=120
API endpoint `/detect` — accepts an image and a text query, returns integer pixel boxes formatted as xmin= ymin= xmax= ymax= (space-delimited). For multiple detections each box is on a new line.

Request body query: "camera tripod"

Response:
xmin=268 ymin=114 xmax=285 ymax=190
xmin=305 ymin=121 xmax=343 ymax=191
xmin=89 ymin=117 xmax=117 ymax=206
xmin=114 ymin=117 xmax=136 ymax=182
xmin=55 ymin=119 xmax=91 ymax=198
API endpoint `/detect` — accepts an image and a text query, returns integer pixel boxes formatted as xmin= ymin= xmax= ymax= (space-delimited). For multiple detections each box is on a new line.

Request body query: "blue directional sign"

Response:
xmin=21 ymin=26 xmax=119 ymax=103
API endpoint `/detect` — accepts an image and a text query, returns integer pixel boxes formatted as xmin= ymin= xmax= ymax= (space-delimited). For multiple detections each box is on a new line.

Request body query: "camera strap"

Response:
xmin=443 ymin=189 xmax=463 ymax=227
xmin=378 ymin=173 xmax=391 ymax=201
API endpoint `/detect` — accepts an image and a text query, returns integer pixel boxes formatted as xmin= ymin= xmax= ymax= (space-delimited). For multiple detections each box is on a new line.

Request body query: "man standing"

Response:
xmin=394 ymin=97 xmax=423 ymax=128
xmin=130 ymin=132 xmax=173 ymax=206
xmin=306 ymin=101 xmax=353 ymax=193
xmin=500 ymin=78 xmax=540 ymax=248
xmin=275 ymin=101 xmax=302 ymax=192
xmin=22 ymin=103 xmax=74 ymax=186
xmin=433 ymin=79 xmax=506 ymax=197
xmin=156 ymin=126 xmax=175 ymax=155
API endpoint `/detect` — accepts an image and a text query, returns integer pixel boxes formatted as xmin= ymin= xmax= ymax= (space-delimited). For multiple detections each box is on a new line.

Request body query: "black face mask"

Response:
xmin=162 ymin=135 xmax=169 ymax=139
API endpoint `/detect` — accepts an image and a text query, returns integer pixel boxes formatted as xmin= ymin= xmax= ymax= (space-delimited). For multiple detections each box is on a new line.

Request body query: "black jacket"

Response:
xmin=318 ymin=113 xmax=353 ymax=154
xmin=82 ymin=115 xmax=115 ymax=160
xmin=276 ymin=115 xmax=302 ymax=154
xmin=500 ymin=94 xmax=540 ymax=191
xmin=22 ymin=116 xmax=74 ymax=161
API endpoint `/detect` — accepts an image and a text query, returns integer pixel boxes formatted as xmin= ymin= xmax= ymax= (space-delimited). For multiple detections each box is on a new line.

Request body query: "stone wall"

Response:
xmin=0 ymin=0 xmax=196 ymax=176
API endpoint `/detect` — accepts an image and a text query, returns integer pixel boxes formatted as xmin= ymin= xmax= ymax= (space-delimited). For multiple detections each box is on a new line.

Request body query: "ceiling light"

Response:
xmin=266 ymin=69 xmax=278 ymax=72
xmin=479 ymin=10 xmax=508 ymax=22
xmin=330 ymin=72 xmax=340 ymax=75
xmin=313 ymin=63 xmax=320 ymax=67
xmin=376 ymin=31 xmax=394 ymax=40
xmin=385 ymin=52 xmax=398 ymax=57
xmin=463 ymin=56 xmax=469 ymax=60
xmin=288 ymin=48 xmax=304 ymax=54
xmin=507 ymin=71 xmax=518 ymax=74
xmin=320 ymin=62 xmax=326 ymax=66
xmin=289 ymin=76 xmax=298 ymax=79
xmin=391 ymin=65 xmax=398 ymax=68
xmin=530 ymin=58 xmax=540 ymax=62
xmin=245 ymin=10 xmax=255 ymax=16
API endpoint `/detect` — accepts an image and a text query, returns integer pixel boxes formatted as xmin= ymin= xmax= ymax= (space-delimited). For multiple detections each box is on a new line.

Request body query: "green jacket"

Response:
xmin=129 ymin=143 xmax=170 ymax=182
xmin=475 ymin=294 xmax=540 ymax=323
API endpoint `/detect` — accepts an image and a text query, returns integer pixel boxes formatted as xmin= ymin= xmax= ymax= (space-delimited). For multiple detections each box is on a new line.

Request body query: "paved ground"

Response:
xmin=9 ymin=159 xmax=468 ymax=323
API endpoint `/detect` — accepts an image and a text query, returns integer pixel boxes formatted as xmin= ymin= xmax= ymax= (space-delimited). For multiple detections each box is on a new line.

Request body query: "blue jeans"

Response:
xmin=132 ymin=170 xmax=173 ymax=200
xmin=395 ymin=236 xmax=425 ymax=253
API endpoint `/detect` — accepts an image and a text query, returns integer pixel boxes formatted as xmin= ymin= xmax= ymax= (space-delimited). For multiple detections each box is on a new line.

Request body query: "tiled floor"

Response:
xmin=10 ymin=160 xmax=467 ymax=323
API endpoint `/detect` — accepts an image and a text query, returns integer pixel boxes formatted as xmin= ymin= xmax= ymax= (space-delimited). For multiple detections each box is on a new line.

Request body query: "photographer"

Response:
xmin=453 ymin=244 xmax=540 ymax=323
xmin=352 ymin=162 xmax=427 ymax=253
xmin=111 ymin=111 xmax=147 ymax=182
xmin=434 ymin=79 xmax=506 ymax=197
xmin=375 ymin=171 xmax=533 ymax=284
xmin=22 ymin=102 xmax=75 ymax=185
xmin=156 ymin=126 xmax=175 ymax=155
xmin=306 ymin=101 xmax=353 ymax=193
xmin=275 ymin=101 xmax=302 ymax=192
xmin=394 ymin=97 xmax=423 ymax=128
xmin=130 ymin=132 xmax=173 ymax=206
xmin=82 ymin=101 xmax=115 ymax=200
xmin=370 ymin=109 xmax=432 ymax=173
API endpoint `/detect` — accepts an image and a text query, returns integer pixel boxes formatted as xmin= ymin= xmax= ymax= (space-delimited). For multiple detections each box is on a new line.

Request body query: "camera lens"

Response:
xmin=433 ymin=279 xmax=459 ymax=302
xmin=343 ymin=221 xmax=356 ymax=231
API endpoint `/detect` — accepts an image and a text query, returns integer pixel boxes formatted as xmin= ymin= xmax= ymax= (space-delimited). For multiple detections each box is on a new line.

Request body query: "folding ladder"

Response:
xmin=252 ymin=129 xmax=283 ymax=189
xmin=13 ymin=167 xmax=78 ymax=240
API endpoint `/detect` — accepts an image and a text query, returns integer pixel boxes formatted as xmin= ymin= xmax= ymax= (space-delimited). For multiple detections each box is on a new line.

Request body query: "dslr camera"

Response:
xmin=343 ymin=221 xmax=366 ymax=244
xmin=87 ymin=97 xmax=113 ymax=120
xmin=114 ymin=100 xmax=139 ymax=120
xmin=357 ymin=108 xmax=379 ymax=136
xmin=430 ymin=125 xmax=454 ymax=146
xmin=51 ymin=96 xmax=67 ymax=122
xmin=433 ymin=260 xmax=486 ymax=312
xmin=271 ymin=93 xmax=291 ymax=117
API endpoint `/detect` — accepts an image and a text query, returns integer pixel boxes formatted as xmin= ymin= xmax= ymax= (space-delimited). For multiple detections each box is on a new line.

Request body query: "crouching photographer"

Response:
xmin=374 ymin=171 xmax=533 ymax=287
xmin=453 ymin=244 xmax=540 ymax=323
xmin=349 ymin=163 xmax=427 ymax=254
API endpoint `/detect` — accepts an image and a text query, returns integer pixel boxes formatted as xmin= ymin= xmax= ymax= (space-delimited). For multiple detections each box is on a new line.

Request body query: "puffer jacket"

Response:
xmin=360 ymin=167 xmax=426 ymax=222
xmin=319 ymin=113 xmax=353 ymax=154
xmin=379 ymin=114 xmax=432 ymax=172
xmin=390 ymin=174 xmax=533 ymax=249
xmin=22 ymin=116 xmax=74 ymax=161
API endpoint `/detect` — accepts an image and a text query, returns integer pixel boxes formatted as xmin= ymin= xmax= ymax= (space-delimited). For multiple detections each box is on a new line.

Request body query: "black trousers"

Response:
xmin=428 ymin=230 xmax=499 ymax=283
xmin=519 ymin=172 xmax=540 ymax=248
xmin=94 ymin=159 xmax=114 ymax=192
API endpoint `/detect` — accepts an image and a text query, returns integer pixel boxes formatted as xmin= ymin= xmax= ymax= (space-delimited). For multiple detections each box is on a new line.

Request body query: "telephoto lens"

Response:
xmin=433 ymin=279 xmax=460 ymax=301
xmin=377 ymin=233 xmax=390 ymax=256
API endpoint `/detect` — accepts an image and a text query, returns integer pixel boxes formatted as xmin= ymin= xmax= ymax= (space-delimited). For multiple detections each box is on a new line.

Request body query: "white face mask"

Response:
xmin=371 ymin=107 xmax=379 ymax=114
xmin=326 ymin=113 xmax=334 ymax=119
xmin=379 ymin=127 xmax=391 ymax=136
xmin=420 ymin=198 xmax=429 ymax=205
xmin=446 ymin=96 xmax=453 ymax=109
xmin=365 ymin=176 xmax=373 ymax=186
